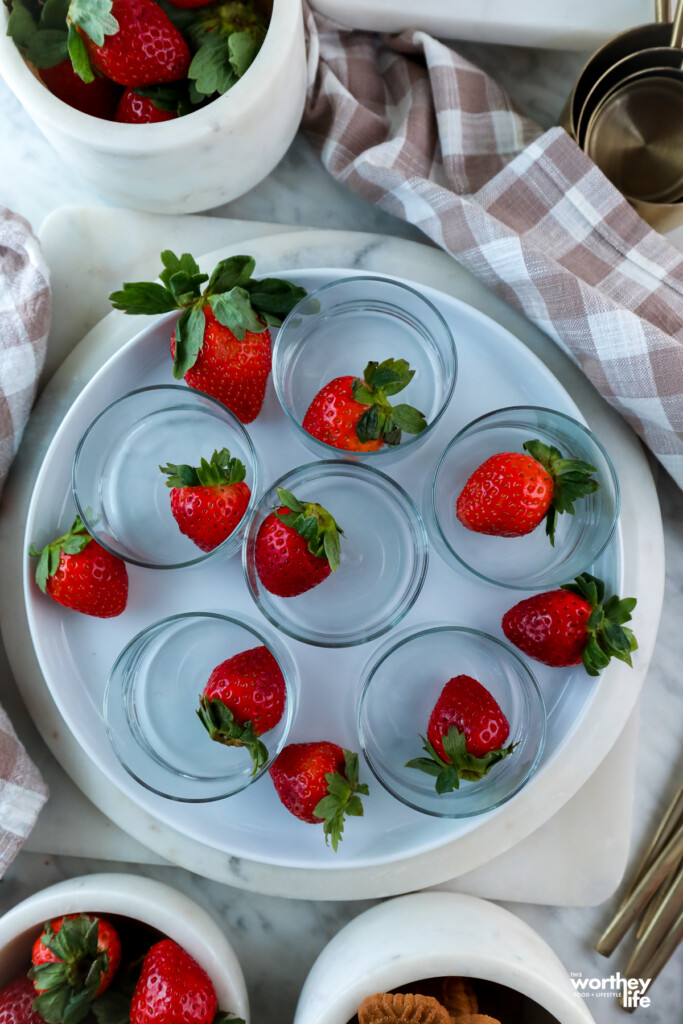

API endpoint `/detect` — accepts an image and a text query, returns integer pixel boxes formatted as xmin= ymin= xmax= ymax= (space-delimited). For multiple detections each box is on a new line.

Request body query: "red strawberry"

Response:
xmin=29 ymin=517 xmax=128 ymax=618
xmin=406 ymin=676 xmax=515 ymax=793
xmin=130 ymin=940 xmax=216 ymax=1024
xmin=456 ymin=439 xmax=599 ymax=546
xmin=197 ymin=645 xmax=286 ymax=772
xmin=160 ymin=448 xmax=251 ymax=552
xmin=270 ymin=742 xmax=369 ymax=850
xmin=30 ymin=915 xmax=122 ymax=1023
xmin=502 ymin=572 xmax=638 ymax=676
xmin=302 ymin=359 xmax=428 ymax=452
xmin=0 ymin=975 xmax=45 ymax=1024
xmin=110 ymin=253 xmax=306 ymax=424
xmin=39 ymin=62 xmax=121 ymax=118
xmin=115 ymin=88 xmax=178 ymax=122
xmin=171 ymin=307 xmax=271 ymax=424
xmin=78 ymin=0 xmax=191 ymax=88
xmin=255 ymin=487 xmax=343 ymax=598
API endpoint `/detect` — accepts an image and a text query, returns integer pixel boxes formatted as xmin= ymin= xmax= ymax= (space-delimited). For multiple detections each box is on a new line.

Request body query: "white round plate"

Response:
xmin=23 ymin=267 xmax=624 ymax=871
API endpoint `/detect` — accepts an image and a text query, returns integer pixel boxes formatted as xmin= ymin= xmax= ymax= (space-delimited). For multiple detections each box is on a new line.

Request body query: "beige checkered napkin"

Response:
xmin=303 ymin=7 xmax=683 ymax=486
xmin=0 ymin=207 xmax=50 ymax=875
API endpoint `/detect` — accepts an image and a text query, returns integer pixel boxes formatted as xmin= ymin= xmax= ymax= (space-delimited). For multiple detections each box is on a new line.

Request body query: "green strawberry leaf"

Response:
xmin=313 ymin=749 xmax=368 ymax=852
xmin=30 ymin=517 xmax=91 ymax=593
xmin=6 ymin=0 xmax=38 ymax=48
xmin=160 ymin=448 xmax=246 ymax=488
xmin=244 ymin=277 xmax=308 ymax=323
xmin=159 ymin=251 xmax=203 ymax=289
xmin=172 ymin=304 xmax=206 ymax=379
xmin=390 ymin=403 xmax=428 ymax=435
xmin=406 ymin=729 xmax=516 ymax=793
xmin=275 ymin=488 xmax=305 ymax=514
xmin=132 ymin=83 xmax=195 ymax=117
xmin=208 ymin=287 xmax=265 ymax=341
xmin=196 ymin=697 xmax=268 ymax=774
xmin=91 ymin=990 xmax=132 ymax=1024
xmin=274 ymin=490 xmax=344 ymax=571
xmin=207 ymin=256 xmax=256 ymax=296
xmin=188 ymin=34 xmax=236 ymax=98
xmin=561 ymin=573 xmax=638 ymax=676
xmin=523 ymin=439 xmax=600 ymax=546
xmin=41 ymin=0 xmax=71 ymax=29
xmin=26 ymin=29 xmax=69 ymax=67
xmin=228 ymin=29 xmax=258 ymax=77
xmin=67 ymin=0 xmax=118 ymax=47
xmin=349 ymin=358 xmax=427 ymax=447
xmin=109 ymin=282 xmax=179 ymax=315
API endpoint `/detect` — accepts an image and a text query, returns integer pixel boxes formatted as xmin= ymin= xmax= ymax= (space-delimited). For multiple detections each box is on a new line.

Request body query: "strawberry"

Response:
xmin=197 ymin=645 xmax=286 ymax=772
xmin=254 ymin=487 xmax=343 ymax=598
xmin=72 ymin=0 xmax=191 ymax=89
xmin=406 ymin=676 xmax=515 ymax=793
xmin=302 ymin=359 xmax=428 ymax=452
xmin=0 ymin=975 xmax=46 ymax=1024
xmin=39 ymin=62 xmax=121 ymax=117
xmin=115 ymin=88 xmax=178 ymax=122
xmin=160 ymin=448 xmax=251 ymax=552
xmin=456 ymin=439 xmax=599 ymax=546
xmin=29 ymin=516 xmax=128 ymax=618
xmin=502 ymin=572 xmax=638 ymax=677
xmin=110 ymin=253 xmax=306 ymax=424
xmin=185 ymin=1 xmax=268 ymax=101
xmin=270 ymin=742 xmax=369 ymax=850
xmin=29 ymin=915 xmax=122 ymax=1024
xmin=129 ymin=940 xmax=217 ymax=1024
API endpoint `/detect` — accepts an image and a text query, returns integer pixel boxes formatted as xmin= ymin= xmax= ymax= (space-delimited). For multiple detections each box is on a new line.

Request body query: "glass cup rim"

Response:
xmin=104 ymin=610 xmax=296 ymax=802
xmin=242 ymin=458 xmax=430 ymax=648
xmin=272 ymin=273 xmax=458 ymax=460
xmin=72 ymin=383 xmax=260 ymax=570
xmin=358 ymin=623 xmax=547 ymax=819
xmin=431 ymin=404 xmax=621 ymax=590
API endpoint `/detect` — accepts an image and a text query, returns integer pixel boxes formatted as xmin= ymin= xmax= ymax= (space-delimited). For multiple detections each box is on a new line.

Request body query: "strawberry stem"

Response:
xmin=160 ymin=448 xmax=246 ymax=488
xmin=274 ymin=488 xmax=344 ymax=572
xmin=313 ymin=749 xmax=369 ymax=851
xmin=406 ymin=728 xmax=517 ymax=793
xmin=29 ymin=916 xmax=108 ymax=1024
xmin=523 ymin=439 xmax=600 ymax=546
xmin=561 ymin=573 xmax=638 ymax=676
xmin=352 ymin=358 xmax=427 ymax=446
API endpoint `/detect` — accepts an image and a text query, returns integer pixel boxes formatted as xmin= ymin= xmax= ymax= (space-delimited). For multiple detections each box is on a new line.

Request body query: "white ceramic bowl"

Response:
xmin=0 ymin=873 xmax=249 ymax=1021
xmin=294 ymin=892 xmax=596 ymax=1024
xmin=0 ymin=0 xmax=305 ymax=213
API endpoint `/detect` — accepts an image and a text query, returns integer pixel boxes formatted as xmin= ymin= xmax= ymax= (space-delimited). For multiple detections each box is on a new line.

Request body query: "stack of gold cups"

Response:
xmin=560 ymin=0 xmax=683 ymax=231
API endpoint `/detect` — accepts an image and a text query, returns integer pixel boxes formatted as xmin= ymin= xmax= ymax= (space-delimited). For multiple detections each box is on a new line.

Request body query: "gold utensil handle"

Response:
xmin=672 ymin=0 xmax=683 ymax=46
xmin=624 ymin=862 xmax=683 ymax=979
xmin=596 ymin=822 xmax=683 ymax=956
xmin=656 ymin=0 xmax=671 ymax=22
xmin=624 ymin=783 xmax=683 ymax=900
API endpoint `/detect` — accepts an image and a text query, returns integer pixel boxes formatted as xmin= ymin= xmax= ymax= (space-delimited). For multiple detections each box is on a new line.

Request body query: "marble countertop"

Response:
xmin=0 ymin=35 xmax=681 ymax=1024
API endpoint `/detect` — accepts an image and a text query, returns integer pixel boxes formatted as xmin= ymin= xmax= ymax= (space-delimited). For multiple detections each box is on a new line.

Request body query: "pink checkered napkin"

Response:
xmin=303 ymin=6 xmax=683 ymax=486
xmin=0 ymin=207 xmax=50 ymax=874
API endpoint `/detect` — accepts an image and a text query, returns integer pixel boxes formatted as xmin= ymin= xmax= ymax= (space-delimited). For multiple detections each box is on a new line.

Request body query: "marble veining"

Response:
xmin=0 ymin=34 xmax=681 ymax=1024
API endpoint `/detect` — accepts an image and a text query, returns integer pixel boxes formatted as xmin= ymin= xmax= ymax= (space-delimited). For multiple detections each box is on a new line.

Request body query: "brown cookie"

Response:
xmin=358 ymin=992 xmax=451 ymax=1024
xmin=441 ymin=978 xmax=478 ymax=1018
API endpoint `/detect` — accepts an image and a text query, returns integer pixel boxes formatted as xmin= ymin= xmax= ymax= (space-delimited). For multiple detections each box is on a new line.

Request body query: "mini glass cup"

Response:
xmin=427 ymin=406 xmax=619 ymax=590
xmin=243 ymin=460 xmax=429 ymax=647
xmin=105 ymin=612 xmax=297 ymax=801
xmin=272 ymin=276 xmax=457 ymax=464
xmin=358 ymin=625 xmax=546 ymax=818
xmin=73 ymin=385 xmax=259 ymax=569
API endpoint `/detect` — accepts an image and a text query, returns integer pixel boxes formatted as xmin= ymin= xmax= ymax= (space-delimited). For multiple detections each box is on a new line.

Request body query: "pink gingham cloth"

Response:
xmin=0 ymin=207 xmax=50 ymax=874
xmin=303 ymin=7 xmax=683 ymax=486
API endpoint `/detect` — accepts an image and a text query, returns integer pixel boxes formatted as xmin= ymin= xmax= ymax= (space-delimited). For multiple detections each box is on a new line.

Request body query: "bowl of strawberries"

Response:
xmin=0 ymin=873 xmax=248 ymax=1024
xmin=0 ymin=0 xmax=305 ymax=212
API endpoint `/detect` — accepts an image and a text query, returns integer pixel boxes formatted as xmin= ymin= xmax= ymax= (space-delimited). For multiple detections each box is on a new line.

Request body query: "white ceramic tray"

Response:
xmin=309 ymin=0 xmax=654 ymax=50
xmin=1 ymin=223 xmax=664 ymax=899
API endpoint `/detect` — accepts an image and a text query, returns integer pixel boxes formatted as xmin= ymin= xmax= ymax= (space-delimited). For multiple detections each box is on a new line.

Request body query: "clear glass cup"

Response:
xmin=272 ymin=276 xmax=457 ymax=464
xmin=243 ymin=460 xmax=429 ymax=647
xmin=358 ymin=625 xmax=546 ymax=818
xmin=426 ymin=406 xmax=619 ymax=589
xmin=105 ymin=612 xmax=297 ymax=801
xmin=72 ymin=385 xmax=260 ymax=569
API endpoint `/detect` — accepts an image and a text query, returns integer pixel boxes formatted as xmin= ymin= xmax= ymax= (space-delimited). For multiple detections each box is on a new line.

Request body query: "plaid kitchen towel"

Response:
xmin=303 ymin=7 xmax=683 ymax=486
xmin=0 ymin=207 xmax=50 ymax=875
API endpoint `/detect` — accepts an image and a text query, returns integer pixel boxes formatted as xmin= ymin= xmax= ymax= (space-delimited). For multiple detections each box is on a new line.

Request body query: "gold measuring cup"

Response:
xmin=560 ymin=1 xmax=672 ymax=140
xmin=584 ymin=2 xmax=683 ymax=206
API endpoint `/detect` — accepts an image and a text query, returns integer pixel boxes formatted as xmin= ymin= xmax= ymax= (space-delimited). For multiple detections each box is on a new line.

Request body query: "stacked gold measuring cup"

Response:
xmin=561 ymin=0 xmax=683 ymax=231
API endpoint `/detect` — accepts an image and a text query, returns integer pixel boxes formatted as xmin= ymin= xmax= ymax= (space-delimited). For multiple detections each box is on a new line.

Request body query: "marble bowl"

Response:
xmin=0 ymin=0 xmax=305 ymax=213
xmin=294 ymin=891 xmax=596 ymax=1024
xmin=0 ymin=873 xmax=249 ymax=1021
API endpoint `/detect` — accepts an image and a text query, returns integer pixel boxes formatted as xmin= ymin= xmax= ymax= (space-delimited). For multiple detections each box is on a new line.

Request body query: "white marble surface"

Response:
xmin=0 ymin=36 xmax=682 ymax=1024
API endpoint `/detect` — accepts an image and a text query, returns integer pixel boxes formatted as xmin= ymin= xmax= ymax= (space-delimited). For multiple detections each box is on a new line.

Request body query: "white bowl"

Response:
xmin=0 ymin=873 xmax=249 ymax=1021
xmin=294 ymin=892 xmax=596 ymax=1024
xmin=0 ymin=0 xmax=305 ymax=213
